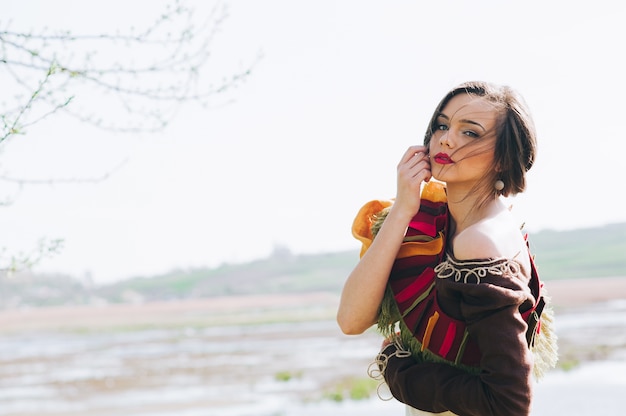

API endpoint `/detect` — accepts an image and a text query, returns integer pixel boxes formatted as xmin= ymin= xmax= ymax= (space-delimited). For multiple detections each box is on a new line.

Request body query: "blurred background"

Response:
xmin=1 ymin=1 xmax=625 ymax=415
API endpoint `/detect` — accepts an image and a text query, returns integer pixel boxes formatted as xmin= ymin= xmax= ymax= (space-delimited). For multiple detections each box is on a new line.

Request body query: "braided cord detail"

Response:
xmin=367 ymin=334 xmax=412 ymax=400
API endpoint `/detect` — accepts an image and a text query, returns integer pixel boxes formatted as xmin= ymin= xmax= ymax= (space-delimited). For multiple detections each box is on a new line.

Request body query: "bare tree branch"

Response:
xmin=0 ymin=0 xmax=260 ymax=140
xmin=0 ymin=238 xmax=64 ymax=277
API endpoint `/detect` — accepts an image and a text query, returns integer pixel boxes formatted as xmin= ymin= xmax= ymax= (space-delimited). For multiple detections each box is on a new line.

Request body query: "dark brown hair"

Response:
xmin=424 ymin=81 xmax=537 ymax=198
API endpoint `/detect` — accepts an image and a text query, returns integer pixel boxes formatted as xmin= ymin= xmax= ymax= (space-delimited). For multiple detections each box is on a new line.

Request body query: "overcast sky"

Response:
xmin=2 ymin=0 xmax=625 ymax=284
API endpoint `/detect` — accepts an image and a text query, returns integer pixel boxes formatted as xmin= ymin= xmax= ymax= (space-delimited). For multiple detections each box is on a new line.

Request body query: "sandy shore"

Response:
xmin=0 ymin=292 xmax=340 ymax=332
xmin=543 ymin=276 xmax=626 ymax=308
xmin=1 ymin=276 xmax=625 ymax=333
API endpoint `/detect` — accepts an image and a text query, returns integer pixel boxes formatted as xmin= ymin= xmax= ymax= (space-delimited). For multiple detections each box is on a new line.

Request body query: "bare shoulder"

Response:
xmin=452 ymin=211 xmax=528 ymax=264
xmin=453 ymin=225 xmax=500 ymax=260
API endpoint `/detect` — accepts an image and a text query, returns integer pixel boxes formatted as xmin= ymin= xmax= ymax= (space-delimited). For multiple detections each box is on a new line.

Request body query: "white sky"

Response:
xmin=1 ymin=0 xmax=625 ymax=284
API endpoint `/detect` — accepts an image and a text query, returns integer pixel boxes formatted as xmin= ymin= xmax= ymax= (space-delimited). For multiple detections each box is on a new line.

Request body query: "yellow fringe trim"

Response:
xmin=531 ymin=287 xmax=559 ymax=380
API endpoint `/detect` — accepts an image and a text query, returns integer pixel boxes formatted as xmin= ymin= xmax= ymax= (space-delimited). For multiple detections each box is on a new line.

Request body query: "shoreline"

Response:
xmin=543 ymin=275 xmax=626 ymax=309
xmin=0 ymin=277 xmax=625 ymax=416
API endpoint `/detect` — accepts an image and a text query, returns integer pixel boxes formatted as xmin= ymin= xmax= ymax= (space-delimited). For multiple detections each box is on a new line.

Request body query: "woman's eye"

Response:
xmin=436 ymin=124 xmax=448 ymax=131
xmin=463 ymin=130 xmax=479 ymax=138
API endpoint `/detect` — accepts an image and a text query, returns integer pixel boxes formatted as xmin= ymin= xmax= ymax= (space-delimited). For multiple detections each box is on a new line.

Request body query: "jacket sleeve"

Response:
xmin=382 ymin=274 xmax=534 ymax=416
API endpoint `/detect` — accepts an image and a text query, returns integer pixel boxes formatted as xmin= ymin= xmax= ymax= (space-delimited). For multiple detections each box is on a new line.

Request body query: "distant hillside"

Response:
xmin=96 ymin=250 xmax=358 ymax=302
xmin=529 ymin=222 xmax=626 ymax=279
xmin=1 ymin=222 xmax=625 ymax=308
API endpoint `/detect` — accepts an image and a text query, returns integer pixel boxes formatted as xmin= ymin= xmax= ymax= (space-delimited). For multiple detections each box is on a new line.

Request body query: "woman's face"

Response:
xmin=429 ymin=93 xmax=499 ymax=188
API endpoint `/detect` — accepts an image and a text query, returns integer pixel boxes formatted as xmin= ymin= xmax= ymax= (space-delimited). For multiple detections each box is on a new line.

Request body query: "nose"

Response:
xmin=439 ymin=131 xmax=452 ymax=148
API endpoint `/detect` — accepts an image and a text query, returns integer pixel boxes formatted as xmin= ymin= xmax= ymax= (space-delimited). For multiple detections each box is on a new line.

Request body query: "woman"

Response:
xmin=337 ymin=81 xmax=557 ymax=416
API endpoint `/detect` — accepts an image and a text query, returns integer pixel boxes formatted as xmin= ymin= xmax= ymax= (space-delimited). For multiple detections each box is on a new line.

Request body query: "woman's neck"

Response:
xmin=446 ymin=184 xmax=501 ymax=236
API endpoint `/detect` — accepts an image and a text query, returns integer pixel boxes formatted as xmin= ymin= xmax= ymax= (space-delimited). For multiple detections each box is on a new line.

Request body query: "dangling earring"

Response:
xmin=494 ymin=179 xmax=505 ymax=191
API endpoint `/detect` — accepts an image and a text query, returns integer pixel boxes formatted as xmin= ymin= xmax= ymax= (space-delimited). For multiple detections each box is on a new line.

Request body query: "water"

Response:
xmin=0 ymin=319 xmax=384 ymax=415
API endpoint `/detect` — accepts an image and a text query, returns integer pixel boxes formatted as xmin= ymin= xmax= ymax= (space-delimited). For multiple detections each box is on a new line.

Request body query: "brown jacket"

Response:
xmin=382 ymin=255 xmax=536 ymax=416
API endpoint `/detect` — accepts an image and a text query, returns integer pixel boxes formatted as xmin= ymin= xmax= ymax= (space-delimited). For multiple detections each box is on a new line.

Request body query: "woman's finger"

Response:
xmin=400 ymin=145 xmax=428 ymax=165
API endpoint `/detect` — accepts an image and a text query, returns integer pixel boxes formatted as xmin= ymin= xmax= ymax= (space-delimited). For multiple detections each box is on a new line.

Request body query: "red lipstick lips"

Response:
xmin=434 ymin=153 xmax=453 ymax=165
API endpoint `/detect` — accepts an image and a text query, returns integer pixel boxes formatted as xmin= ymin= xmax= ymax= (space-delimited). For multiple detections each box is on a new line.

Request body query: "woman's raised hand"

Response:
xmin=393 ymin=145 xmax=431 ymax=219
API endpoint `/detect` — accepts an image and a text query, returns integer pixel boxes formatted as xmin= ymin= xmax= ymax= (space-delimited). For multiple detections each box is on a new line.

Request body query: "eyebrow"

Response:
xmin=437 ymin=112 xmax=486 ymax=132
